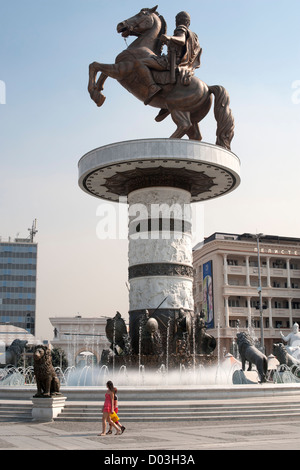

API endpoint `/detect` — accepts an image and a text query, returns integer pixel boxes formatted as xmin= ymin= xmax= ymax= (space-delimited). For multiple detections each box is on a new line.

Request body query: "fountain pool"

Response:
xmin=0 ymin=356 xmax=241 ymax=388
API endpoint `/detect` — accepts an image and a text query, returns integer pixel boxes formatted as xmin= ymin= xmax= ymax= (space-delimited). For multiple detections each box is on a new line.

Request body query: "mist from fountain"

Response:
xmin=0 ymin=356 xmax=242 ymax=387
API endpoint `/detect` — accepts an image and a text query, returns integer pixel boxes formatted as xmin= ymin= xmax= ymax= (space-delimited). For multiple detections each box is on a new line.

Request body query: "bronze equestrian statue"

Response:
xmin=88 ymin=6 xmax=234 ymax=150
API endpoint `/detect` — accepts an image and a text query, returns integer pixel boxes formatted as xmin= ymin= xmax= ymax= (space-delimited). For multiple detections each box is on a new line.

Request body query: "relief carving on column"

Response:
xmin=129 ymin=236 xmax=193 ymax=266
xmin=129 ymin=277 xmax=194 ymax=311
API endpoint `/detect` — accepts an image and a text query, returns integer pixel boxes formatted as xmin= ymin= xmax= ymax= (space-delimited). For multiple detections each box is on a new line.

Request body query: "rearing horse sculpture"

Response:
xmin=88 ymin=6 xmax=234 ymax=150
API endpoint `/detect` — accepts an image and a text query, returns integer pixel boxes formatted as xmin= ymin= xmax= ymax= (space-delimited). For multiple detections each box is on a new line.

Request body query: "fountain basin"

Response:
xmin=1 ymin=383 xmax=300 ymax=402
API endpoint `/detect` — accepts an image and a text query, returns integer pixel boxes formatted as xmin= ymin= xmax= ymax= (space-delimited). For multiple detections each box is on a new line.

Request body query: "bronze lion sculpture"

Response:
xmin=236 ymin=332 xmax=268 ymax=383
xmin=273 ymin=343 xmax=300 ymax=379
xmin=273 ymin=342 xmax=300 ymax=368
xmin=1 ymin=339 xmax=28 ymax=367
xmin=33 ymin=345 xmax=61 ymax=398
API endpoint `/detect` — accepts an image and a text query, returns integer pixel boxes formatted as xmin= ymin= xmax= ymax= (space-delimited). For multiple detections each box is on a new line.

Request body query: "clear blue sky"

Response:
xmin=0 ymin=0 xmax=299 ymax=339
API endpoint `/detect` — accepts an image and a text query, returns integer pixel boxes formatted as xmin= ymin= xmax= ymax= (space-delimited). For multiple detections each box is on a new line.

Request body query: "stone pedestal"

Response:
xmin=78 ymin=139 xmax=240 ymax=355
xmin=32 ymin=396 xmax=67 ymax=422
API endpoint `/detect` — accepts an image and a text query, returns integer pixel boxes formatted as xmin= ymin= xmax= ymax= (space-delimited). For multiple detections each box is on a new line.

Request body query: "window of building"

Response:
xmin=272 ymin=260 xmax=287 ymax=269
xmin=227 ymin=259 xmax=238 ymax=266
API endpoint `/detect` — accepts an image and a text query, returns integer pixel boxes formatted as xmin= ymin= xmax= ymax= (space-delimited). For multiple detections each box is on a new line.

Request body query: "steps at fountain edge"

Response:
xmin=53 ymin=398 xmax=300 ymax=422
xmin=0 ymin=401 xmax=32 ymax=422
xmin=2 ymin=397 xmax=300 ymax=423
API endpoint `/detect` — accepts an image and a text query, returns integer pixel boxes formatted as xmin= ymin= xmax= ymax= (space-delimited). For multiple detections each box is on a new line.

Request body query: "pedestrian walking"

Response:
xmin=107 ymin=386 xmax=126 ymax=434
xmin=98 ymin=380 xmax=121 ymax=436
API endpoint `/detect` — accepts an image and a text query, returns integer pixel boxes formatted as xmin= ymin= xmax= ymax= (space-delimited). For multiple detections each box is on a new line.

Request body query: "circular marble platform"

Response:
xmin=78 ymin=139 xmax=241 ymax=203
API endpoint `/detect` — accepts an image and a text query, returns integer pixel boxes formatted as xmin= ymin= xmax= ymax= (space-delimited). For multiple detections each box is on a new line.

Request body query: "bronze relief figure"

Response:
xmin=88 ymin=6 xmax=234 ymax=150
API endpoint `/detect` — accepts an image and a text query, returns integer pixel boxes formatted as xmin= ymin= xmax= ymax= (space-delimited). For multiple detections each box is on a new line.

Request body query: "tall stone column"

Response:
xmin=224 ymin=296 xmax=229 ymax=327
xmin=266 ymin=257 xmax=271 ymax=287
xmin=128 ymin=187 xmax=194 ymax=352
xmin=287 ymin=259 xmax=291 ymax=288
xmin=245 ymin=256 xmax=250 ymax=286
xmin=289 ymin=298 xmax=293 ymax=327
xmin=267 ymin=297 xmax=273 ymax=328
xmin=247 ymin=296 xmax=252 ymax=329
xmin=223 ymin=254 xmax=228 ymax=285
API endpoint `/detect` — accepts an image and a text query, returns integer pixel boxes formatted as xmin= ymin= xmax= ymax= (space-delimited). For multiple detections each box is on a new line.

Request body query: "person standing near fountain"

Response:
xmin=98 ymin=381 xmax=121 ymax=436
xmin=107 ymin=385 xmax=126 ymax=435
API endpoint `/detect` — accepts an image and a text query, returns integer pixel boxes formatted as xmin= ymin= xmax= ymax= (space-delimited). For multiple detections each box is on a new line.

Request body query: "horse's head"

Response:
xmin=117 ymin=6 xmax=160 ymax=38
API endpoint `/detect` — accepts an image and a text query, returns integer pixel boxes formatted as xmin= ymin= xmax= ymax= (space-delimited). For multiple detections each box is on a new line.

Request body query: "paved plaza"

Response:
xmin=1 ymin=415 xmax=300 ymax=452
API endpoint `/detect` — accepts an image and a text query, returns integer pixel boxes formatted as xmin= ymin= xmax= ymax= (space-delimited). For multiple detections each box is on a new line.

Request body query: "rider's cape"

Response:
xmin=177 ymin=26 xmax=202 ymax=85
xmin=153 ymin=25 xmax=202 ymax=86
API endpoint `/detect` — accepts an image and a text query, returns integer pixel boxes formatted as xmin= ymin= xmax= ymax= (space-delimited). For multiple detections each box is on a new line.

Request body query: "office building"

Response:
xmin=193 ymin=233 xmax=300 ymax=355
xmin=0 ymin=223 xmax=38 ymax=335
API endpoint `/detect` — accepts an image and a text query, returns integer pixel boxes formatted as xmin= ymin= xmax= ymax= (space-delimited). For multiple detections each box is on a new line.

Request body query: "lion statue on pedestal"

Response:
xmin=236 ymin=332 xmax=268 ymax=383
xmin=33 ymin=345 xmax=61 ymax=398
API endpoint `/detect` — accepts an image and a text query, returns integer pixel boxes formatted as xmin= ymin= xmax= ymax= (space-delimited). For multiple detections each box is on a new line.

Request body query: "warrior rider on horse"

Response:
xmin=138 ymin=11 xmax=202 ymax=111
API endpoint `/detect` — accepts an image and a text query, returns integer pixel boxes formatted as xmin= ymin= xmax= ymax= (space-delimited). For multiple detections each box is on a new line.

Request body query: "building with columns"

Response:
xmin=193 ymin=233 xmax=300 ymax=355
xmin=49 ymin=316 xmax=110 ymax=367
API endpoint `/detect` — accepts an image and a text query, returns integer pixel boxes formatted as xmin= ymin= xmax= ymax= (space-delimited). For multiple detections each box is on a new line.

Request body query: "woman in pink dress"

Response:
xmin=99 ymin=381 xmax=121 ymax=436
xmin=107 ymin=386 xmax=126 ymax=434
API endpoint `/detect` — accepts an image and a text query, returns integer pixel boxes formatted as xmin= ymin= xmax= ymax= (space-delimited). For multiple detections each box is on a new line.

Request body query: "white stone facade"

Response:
xmin=193 ymin=233 xmax=300 ymax=355
xmin=49 ymin=316 xmax=110 ymax=367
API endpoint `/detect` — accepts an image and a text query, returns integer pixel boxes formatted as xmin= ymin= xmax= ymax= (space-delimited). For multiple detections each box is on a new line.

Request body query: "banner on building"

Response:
xmin=203 ymin=260 xmax=214 ymax=328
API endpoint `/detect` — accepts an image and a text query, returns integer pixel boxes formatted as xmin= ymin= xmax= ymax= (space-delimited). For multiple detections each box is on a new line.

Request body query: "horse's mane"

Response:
xmin=154 ymin=13 xmax=167 ymax=56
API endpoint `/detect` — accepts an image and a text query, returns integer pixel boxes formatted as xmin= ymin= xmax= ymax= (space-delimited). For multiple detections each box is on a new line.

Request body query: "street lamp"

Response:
xmin=255 ymin=233 xmax=264 ymax=352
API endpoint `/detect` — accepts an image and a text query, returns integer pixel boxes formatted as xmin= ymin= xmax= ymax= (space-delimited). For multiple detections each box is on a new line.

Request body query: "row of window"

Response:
xmin=0 ymin=286 xmax=36 ymax=293
xmin=0 ymin=314 xmax=35 ymax=322
xmin=228 ymin=279 xmax=299 ymax=288
xmin=1 ymin=271 xmax=36 ymax=277
xmin=227 ymin=259 xmax=299 ymax=270
xmin=227 ymin=299 xmax=300 ymax=309
xmin=229 ymin=319 xmax=295 ymax=329
xmin=0 ymin=294 xmax=35 ymax=301
xmin=0 ymin=315 xmax=26 ymax=323
xmin=0 ymin=275 xmax=36 ymax=281
xmin=0 ymin=304 xmax=35 ymax=311
xmin=0 ymin=263 xmax=36 ymax=270
xmin=0 ymin=245 xmax=37 ymax=253
xmin=0 ymin=251 xmax=37 ymax=259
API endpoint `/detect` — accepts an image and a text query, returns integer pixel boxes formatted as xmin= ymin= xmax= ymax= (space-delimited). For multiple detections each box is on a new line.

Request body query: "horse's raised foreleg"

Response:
xmin=88 ymin=72 xmax=108 ymax=107
xmin=88 ymin=62 xmax=111 ymax=107
xmin=88 ymin=61 xmax=135 ymax=107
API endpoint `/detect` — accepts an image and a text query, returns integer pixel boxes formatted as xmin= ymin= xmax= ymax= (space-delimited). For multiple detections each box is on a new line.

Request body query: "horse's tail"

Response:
xmin=208 ymin=85 xmax=235 ymax=150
